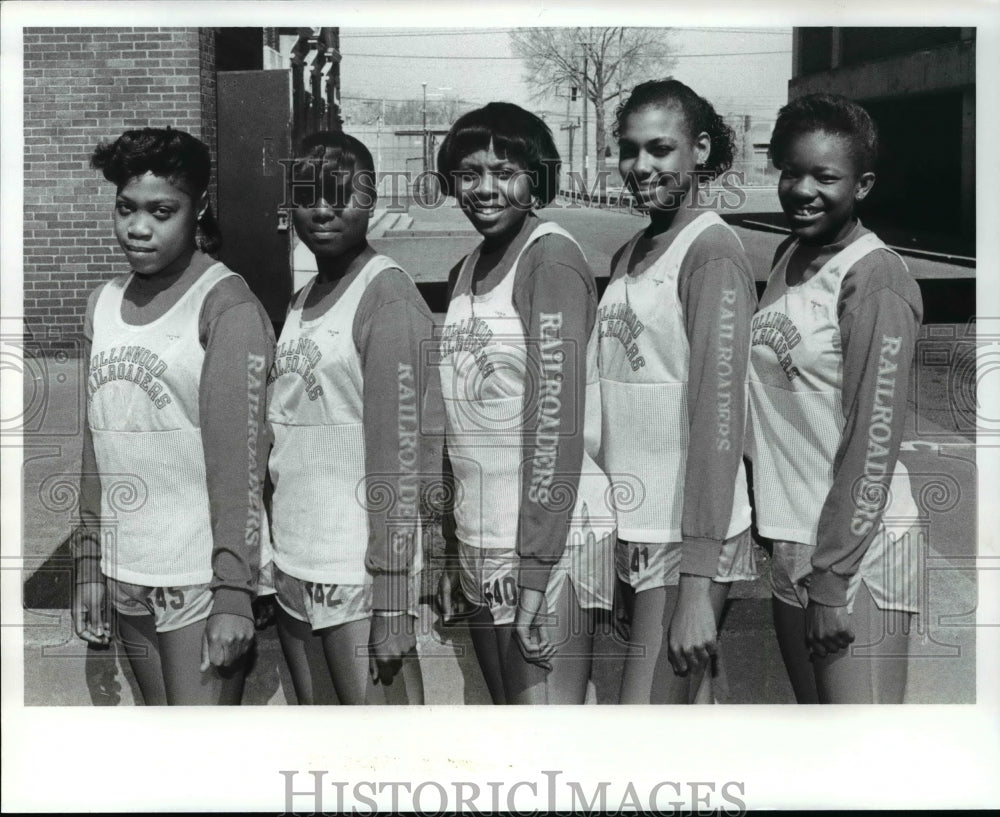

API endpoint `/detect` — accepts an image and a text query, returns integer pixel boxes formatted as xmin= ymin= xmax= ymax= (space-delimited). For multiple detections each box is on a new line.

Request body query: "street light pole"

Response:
xmin=422 ymin=82 xmax=428 ymax=174
xmin=580 ymin=42 xmax=589 ymax=190
xmin=376 ymin=98 xmax=384 ymax=194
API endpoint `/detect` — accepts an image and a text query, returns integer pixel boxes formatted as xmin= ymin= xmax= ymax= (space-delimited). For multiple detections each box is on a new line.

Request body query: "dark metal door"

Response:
xmin=217 ymin=69 xmax=292 ymax=323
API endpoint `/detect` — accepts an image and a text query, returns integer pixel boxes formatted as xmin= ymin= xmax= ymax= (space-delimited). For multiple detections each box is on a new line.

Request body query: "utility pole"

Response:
xmin=580 ymin=41 xmax=589 ymax=190
xmin=560 ymin=120 xmax=579 ymax=193
xmin=320 ymin=27 xmax=342 ymax=130
xmin=421 ymin=82 xmax=428 ymax=174
xmin=376 ymin=98 xmax=384 ymax=194
xmin=561 ymin=87 xmax=578 ymax=192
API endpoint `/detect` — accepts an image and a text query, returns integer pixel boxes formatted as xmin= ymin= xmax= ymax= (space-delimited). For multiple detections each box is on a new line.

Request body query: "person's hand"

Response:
xmin=613 ymin=582 xmax=632 ymax=643
xmin=72 ymin=580 xmax=110 ymax=646
xmin=200 ymin=613 xmax=254 ymax=670
xmin=805 ymin=600 xmax=854 ymax=659
xmin=368 ymin=612 xmax=416 ymax=685
xmin=513 ymin=587 xmax=555 ymax=670
xmin=667 ymin=574 xmax=718 ymax=677
xmin=435 ymin=567 xmax=469 ymax=623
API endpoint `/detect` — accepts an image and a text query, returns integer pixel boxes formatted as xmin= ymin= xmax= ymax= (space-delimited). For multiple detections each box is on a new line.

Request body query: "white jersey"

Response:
xmin=594 ymin=212 xmax=752 ymax=543
xmin=440 ymin=221 xmax=615 ymax=550
xmin=268 ymin=255 xmax=422 ymax=584
xmin=748 ymin=232 xmax=918 ymax=545
xmin=88 ymin=263 xmax=237 ymax=586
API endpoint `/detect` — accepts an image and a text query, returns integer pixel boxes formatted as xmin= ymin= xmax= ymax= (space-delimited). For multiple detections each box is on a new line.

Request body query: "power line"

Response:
xmin=341 ymin=49 xmax=790 ymax=60
xmin=672 ymin=27 xmax=789 ymax=34
xmin=343 ymin=95 xmax=786 ymax=116
xmin=342 ymin=27 xmax=789 ymax=37
xmin=342 ymin=52 xmax=515 ymax=60
xmin=671 ymin=49 xmax=791 ymax=57
xmin=345 ymin=92 xmax=786 ymax=103
xmin=343 ymin=94 xmax=481 ymax=105
xmin=344 ymin=29 xmax=516 ymax=38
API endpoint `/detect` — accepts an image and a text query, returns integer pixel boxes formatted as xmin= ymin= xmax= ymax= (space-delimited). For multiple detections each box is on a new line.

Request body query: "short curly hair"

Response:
xmin=436 ymin=102 xmax=561 ymax=205
xmin=614 ymin=79 xmax=735 ymax=179
xmin=90 ymin=127 xmax=221 ymax=253
xmin=91 ymin=126 xmax=212 ymax=196
xmin=769 ymin=93 xmax=879 ymax=173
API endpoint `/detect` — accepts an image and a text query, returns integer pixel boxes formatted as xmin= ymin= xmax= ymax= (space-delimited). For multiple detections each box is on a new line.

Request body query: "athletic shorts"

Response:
xmin=105 ymin=577 xmax=213 ymax=633
xmin=615 ymin=527 xmax=759 ymax=593
xmin=458 ymin=532 xmax=614 ymax=626
xmin=273 ymin=564 xmax=419 ymax=631
xmin=771 ymin=524 xmax=923 ymax=614
xmin=257 ymin=559 xmax=276 ymax=598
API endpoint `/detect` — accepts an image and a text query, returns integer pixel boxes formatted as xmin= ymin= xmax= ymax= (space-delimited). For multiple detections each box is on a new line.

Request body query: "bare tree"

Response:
xmin=381 ymin=97 xmax=469 ymax=128
xmin=510 ymin=27 xmax=677 ymax=194
xmin=343 ymin=97 xmax=470 ymax=128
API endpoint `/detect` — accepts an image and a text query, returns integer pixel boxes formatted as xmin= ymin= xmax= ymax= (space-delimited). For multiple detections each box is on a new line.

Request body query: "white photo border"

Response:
xmin=2 ymin=0 xmax=998 ymax=812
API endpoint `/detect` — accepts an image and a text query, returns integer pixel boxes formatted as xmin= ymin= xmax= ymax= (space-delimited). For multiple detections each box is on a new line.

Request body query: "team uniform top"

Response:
xmin=748 ymin=220 xmax=923 ymax=607
xmin=595 ymin=212 xmax=757 ymax=577
xmin=79 ymin=252 xmax=275 ymax=622
xmin=267 ymin=255 xmax=434 ymax=611
xmin=440 ymin=215 xmax=615 ymax=593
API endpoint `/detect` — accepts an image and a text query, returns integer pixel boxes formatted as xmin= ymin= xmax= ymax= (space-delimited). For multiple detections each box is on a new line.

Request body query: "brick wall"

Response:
xmin=23 ymin=27 xmax=217 ymax=353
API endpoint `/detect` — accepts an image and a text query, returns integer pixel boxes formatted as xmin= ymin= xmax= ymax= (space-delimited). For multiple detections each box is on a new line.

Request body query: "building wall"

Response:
xmin=789 ymin=33 xmax=974 ymax=100
xmin=23 ymin=27 xmax=215 ymax=352
xmin=787 ymin=27 xmax=975 ymax=242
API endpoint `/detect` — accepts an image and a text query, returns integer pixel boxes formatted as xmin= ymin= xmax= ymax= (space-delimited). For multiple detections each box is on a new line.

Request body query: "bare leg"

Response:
xmin=275 ymin=606 xmax=338 ymax=705
xmin=115 ymin=612 xmax=167 ymax=706
xmin=544 ymin=582 xmax=597 ymax=704
xmin=319 ymin=616 xmax=379 ymax=705
xmin=502 ymin=581 xmax=597 ymax=705
xmin=621 ymin=585 xmax=691 ymax=704
xmin=379 ymin=642 xmax=425 ymax=705
xmin=814 ymin=583 xmax=911 ymax=704
xmin=771 ymin=595 xmax=820 ymax=704
xmin=159 ymin=618 xmax=246 ymax=705
xmin=500 ymin=619 xmax=549 ymax=705
xmin=618 ymin=582 xmax=666 ymax=703
xmin=467 ymin=605 xmax=507 ymax=704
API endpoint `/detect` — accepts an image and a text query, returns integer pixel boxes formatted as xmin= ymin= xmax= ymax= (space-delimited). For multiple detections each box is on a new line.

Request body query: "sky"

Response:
xmin=336 ymin=26 xmax=793 ymax=125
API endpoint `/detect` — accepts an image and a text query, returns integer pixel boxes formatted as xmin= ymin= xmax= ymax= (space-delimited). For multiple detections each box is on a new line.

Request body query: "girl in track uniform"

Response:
xmin=435 ymin=102 xmax=616 ymax=704
xmin=748 ymin=93 xmax=922 ymax=703
xmin=598 ymin=80 xmax=758 ymax=704
xmin=267 ymin=130 xmax=429 ymax=705
xmin=72 ymin=127 xmax=274 ymax=705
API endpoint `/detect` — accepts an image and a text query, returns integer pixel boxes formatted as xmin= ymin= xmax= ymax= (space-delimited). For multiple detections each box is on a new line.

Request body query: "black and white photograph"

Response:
xmin=2 ymin=0 xmax=998 ymax=812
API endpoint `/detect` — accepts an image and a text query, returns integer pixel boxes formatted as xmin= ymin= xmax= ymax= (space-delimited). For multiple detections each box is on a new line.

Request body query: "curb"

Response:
xmin=377 ymin=228 xmax=479 ymax=239
xmin=738 ymin=219 xmax=977 ymax=268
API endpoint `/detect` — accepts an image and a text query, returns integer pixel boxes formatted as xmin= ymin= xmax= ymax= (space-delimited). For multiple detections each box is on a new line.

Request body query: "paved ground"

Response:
xmin=366 ymin=195 xmax=974 ymax=282
xmin=18 ymin=393 xmax=977 ymax=707
xmin=15 ymin=201 xmax=980 ymax=706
